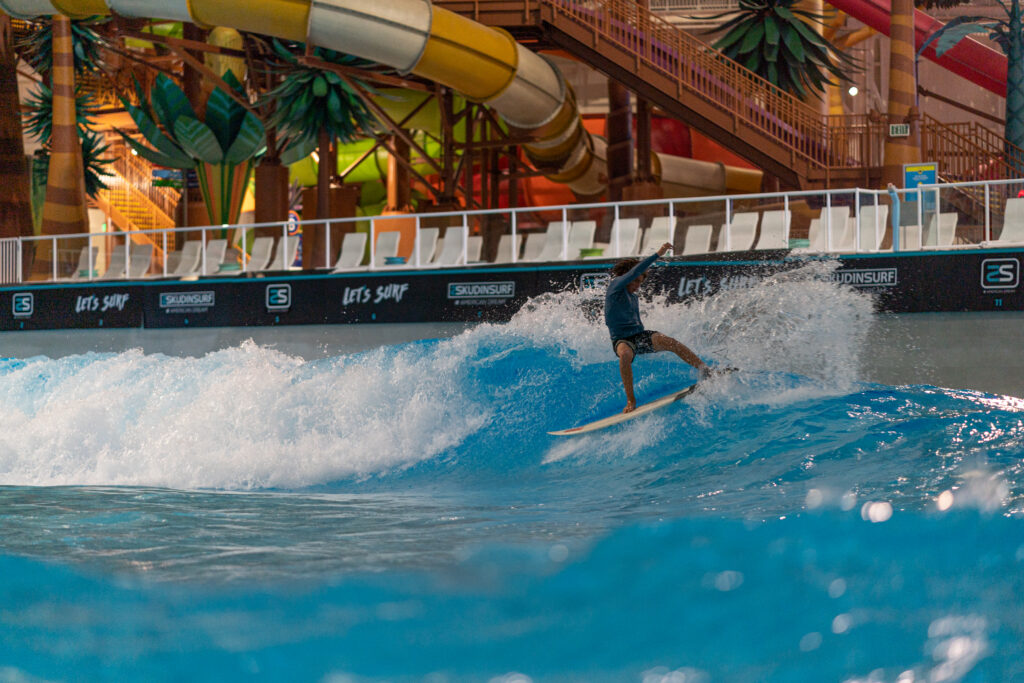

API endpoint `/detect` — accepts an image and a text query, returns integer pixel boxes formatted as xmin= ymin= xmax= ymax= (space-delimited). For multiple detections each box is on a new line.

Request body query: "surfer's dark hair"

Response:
xmin=611 ymin=259 xmax=640 ymax=278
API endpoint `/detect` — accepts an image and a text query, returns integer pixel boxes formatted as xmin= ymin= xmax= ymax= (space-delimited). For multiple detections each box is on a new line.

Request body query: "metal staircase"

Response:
xmin=436 ymin=0 xmax=1020 ymax=191
xmin=93 ymin=138 xmax=178 ymax=263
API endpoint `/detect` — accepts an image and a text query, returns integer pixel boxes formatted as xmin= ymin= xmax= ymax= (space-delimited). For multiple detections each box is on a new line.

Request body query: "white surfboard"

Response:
xmin=548 ymin=383 xmax=699 ymax=436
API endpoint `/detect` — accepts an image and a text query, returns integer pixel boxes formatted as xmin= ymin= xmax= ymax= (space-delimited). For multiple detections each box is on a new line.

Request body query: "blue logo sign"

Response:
xmin=266 ymin=284 xmax=292 ymax=311
xmin=12 ymin=292 xmax=33 ymax=318
xmin=981 ymin=258 xmax=1019 ymax=290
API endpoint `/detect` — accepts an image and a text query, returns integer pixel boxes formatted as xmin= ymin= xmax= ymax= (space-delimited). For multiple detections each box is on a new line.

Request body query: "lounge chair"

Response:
xmin=641 ymin=216 xmax=676 ymax=253
xmin=266 ymin=236 xmax=300 ymax=271
xmin=567 ymin=220 xmax=596 ymax=260
xmin=755 ymin=210 xmax=790 ymax=250
xmin=411 ymin=227 xmax=439 ymax=266
xmin=897 ymin=224 xmax=923 ymax=251
xmin=855 ymin=205 xmax=889 ymax=251
xmin=923 ymin=213 xmax=961 ymax=249
xmin=466 ymin=235 xmax=483 ymax=263
xmin=172 ymin=240 xmax=202 ymax=276
xmin=607 ymin=218 xmax=641 ymax=257
xmin=521 ymin=231 xmax=547 ymax=262
xmin=682 ymin=224 xmax=712 ymax=255
xmin=984 ymin=198 xmax=1024 ymax=246
xmin=98 ymin=245 xmax=128 ymax=280
xmin=65 ymin=246 xmax=98 ymax=280
xmin=431 ymin=227 xmax=468 ymax=267
xmin=204 ymin=238 xmax=227 ymax=275
xmin=332 ymin=232 xmax=368 ymax=271
xmin=128 ymin=243 xmax=153 ymax=278
xmin=718 ymin=212 xmax=758 ymax=252
xmin=373 ymin=230 xmax=401 ymax=267
xmin=493 ymin=233 xmax=524 ymax=263
xmin=534 ymin=221 xmax=570 ymax=262
xmin=247 ymin=236 xmax=275 ymax=271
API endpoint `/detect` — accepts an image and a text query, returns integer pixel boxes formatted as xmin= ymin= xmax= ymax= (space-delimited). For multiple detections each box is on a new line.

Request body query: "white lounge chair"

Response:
xmin=65 ymin=246 xmax=98 ymax=280
xmin=682 ymin=224 xmax=713 ymax=255
xmin=430 ymin=227 xmax=467 ymax=266
xmin=535 ymin=221 xmax=570 ymax=262
xmin=855 ymin=205 xmax=889 ymax=251
xmin=247 ymin=236 xmax=275 ymax=271
xmin=568 ymin=220 xmax=596 ymax=259
xmin=791 ymin=207 xmax=852 ymax=253
xmin=493 ymin=233 xmax=524 ymax=263
xmin=923 ymin=213 xmax=960 ymax=249
xmin=266 ymin=236 xmax=300 ymax=271
xmin=204 ymin=238 xmax=227 ymax=275
xmin=897 ymin=224 xmax=923 ymax=251
xmin=984 ymin=198 xmax=1024 ymax=246
xmin=98 ymin=245 xmax=128 ymax=280
xmin=521 ymin=231 xmax=546 ymax=262
xmin=608 ymin=218 xmax=641 ymax=257
xmin=718 ymin=212 xmax=758 ymax=252
xmin=128 ymin=243 xmax=153 ymax=278
xmin=172 ymin=241 xmax=202 ymax=276
xmin=412 ymin=227 xmax=439 ymax=266
xmin=466 ymin=235 xmax=483 ymax=263
xmin=641 ymin=216 xmax=676 ymax=253
xmin=332 ymin=232 xmax=368 ymax=271
xmin=755 ymin=210 xmax=790 ymax=250
xmin=373 ymin=230 xmax=402 ymax=267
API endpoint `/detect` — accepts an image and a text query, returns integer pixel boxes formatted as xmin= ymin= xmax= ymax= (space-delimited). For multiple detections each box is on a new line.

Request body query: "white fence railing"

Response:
xmin=8 ymin=178 xmax=1024 ymax=285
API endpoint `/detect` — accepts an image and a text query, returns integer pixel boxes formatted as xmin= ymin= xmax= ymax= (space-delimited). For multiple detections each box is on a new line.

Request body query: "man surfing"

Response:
xmin=605 ymin=243 xmax=713 ymax=413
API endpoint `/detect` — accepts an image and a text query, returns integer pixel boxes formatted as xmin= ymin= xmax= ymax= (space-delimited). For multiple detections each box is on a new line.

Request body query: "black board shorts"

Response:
xmin=612 ymin=330 xmax=659 ymax=359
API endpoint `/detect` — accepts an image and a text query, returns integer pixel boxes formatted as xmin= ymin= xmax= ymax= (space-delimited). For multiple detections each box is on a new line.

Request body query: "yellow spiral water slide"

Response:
xmin=1 ymin=0 xmax=761 ymax=197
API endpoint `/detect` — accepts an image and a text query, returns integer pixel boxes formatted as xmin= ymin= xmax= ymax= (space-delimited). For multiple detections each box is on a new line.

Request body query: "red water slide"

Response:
xmin=828 ymin=0 xmax=1007 ymax=97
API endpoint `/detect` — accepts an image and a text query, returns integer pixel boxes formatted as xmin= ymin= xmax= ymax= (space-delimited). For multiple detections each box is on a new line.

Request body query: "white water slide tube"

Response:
xmin=0 ymin=0 xmax=762 ymax=196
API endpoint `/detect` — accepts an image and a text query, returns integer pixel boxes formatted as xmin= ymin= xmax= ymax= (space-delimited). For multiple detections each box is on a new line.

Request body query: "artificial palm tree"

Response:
xmin=260 ymin=40 xmax=375 ymax=218
xmin=707 ymin=0 xmax=856 ymax=98
xmin=18 ymin=15 xmax=111 ymax=238
xmin=925 ymin=0 xmax=1024 ymax=173
xmin=118 ymin=71 xmax=266 ymax=230
xmin=0 ymin=14 xmax=33 ymax=246
xmin=23 ymin=85 xmax=111 ymax=200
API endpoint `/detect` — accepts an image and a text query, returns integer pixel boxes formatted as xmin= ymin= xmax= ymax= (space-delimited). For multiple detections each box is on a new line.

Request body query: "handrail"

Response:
xmin=19 ymin=177 xmax=1024 ymax=285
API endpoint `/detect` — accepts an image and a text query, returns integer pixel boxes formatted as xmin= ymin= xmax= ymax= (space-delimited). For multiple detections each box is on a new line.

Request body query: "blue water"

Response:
xmin=1 ymin=264 xmax=1022 ymax=682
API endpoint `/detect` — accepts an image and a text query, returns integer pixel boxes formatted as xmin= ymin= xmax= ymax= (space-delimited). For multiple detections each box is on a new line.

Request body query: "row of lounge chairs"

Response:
xmin=58 ymin=198 xmax=1024 ymax=280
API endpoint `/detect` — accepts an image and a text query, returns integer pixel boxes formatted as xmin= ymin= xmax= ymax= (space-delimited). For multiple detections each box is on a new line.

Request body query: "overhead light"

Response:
xmin=848 ymin=86 xmax=859 ymax=97
xmin=131 ymin=148 xmax=138 ymax=156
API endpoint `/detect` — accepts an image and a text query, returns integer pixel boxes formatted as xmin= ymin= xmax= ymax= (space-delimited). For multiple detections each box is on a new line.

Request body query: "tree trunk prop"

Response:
xmin=40 ymin=15 xmax=89 ymax=275
xmin=0 ymin=14 xmax=35 ymax=276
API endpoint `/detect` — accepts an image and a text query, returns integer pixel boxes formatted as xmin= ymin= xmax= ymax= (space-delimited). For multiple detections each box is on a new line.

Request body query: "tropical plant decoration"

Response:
xmin=260 ymin=40 xmax=376 ymax=166
xmin=23 ymin=85 xmax=112 ymax=198
xmin=706 ymin=0 xmax=856 ymax=99
xmin=923 ymin=0 xmax=1024 ymax=173
xmin=16 ymin=15 xmax=109 ymax=76
xmin=118 ymin=71 xmax=267 ymax=228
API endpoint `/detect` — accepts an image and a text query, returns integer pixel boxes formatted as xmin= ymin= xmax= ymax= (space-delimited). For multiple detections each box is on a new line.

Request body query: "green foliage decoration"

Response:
xmin=706 ymin=0 xmax=856 ymax=99
xmin=922 ymin=0 xmax=1024 ymax=173
xmin=118 ymin=71 xmax=267 ymax=227
xmin=22 ymin=84 xmax=112 ymax=199
xmin=17 ymin=16 xmax=109 ymax=76
xmin=259 ymin=40 xmax=376 ymax=166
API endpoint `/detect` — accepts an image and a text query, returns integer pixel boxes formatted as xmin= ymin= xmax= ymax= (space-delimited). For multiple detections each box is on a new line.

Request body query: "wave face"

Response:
xmin=1 ymin=262 xmax=1022 ymax=681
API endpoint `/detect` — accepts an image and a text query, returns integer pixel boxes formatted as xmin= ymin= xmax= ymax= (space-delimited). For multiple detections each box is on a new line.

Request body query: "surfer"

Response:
xmin=606 ymin=243 xmax=712 ymax=413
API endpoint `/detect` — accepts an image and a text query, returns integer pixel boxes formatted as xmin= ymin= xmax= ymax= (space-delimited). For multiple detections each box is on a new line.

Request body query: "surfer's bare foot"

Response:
xmin=623 ymin=400 xmax=636 ymax=414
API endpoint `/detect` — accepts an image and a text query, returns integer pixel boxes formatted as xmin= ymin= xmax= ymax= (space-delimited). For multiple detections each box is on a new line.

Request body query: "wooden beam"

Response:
xmin=299 ymin=55 xmax=430 ymax=92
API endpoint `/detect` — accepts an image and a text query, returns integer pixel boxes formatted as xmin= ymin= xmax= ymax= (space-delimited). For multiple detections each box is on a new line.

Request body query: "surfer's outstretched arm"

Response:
xmin=616 ymin=342 xmax=637 ymax=413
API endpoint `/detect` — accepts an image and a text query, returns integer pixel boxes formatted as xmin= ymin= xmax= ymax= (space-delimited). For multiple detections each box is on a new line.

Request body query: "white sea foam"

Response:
xmin=0 ymin=261 xmax=875 ymax=488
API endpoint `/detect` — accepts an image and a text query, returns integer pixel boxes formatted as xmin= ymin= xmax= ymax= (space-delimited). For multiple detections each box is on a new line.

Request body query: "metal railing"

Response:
xmin=11 ymin=178 xmax=1024 ymax=285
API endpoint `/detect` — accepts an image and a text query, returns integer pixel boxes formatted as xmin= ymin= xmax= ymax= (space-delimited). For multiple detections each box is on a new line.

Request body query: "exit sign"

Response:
xmin=889 ymin=123 xmax=910 ymax=137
